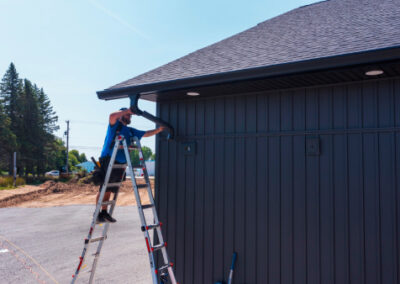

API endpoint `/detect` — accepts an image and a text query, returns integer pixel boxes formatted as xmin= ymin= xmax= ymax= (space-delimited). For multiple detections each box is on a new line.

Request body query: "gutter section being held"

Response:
xmin=129 ymin=94 xmax=174 ymax=140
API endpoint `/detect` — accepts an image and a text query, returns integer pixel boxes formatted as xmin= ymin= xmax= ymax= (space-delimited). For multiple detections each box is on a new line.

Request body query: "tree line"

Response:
xmin=0 ymin=63 xmax=85 ymax=176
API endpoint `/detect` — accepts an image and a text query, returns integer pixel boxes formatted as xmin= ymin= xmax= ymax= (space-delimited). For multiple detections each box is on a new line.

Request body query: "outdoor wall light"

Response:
xmin=187 ymin=92 xmax=200 ymax=96
xmin=365 ymin=69 xmax=384 ymax=76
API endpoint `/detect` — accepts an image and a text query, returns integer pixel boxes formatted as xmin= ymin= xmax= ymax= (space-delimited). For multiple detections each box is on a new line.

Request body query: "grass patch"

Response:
xmin=0 ymin=176 xmax=25 ymax=189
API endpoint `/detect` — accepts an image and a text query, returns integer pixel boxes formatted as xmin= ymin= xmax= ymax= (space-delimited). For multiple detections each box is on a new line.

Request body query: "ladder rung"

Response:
xmin=141 ymin=204 xmax=154 ymax=209
xmin=101 ymin=200 xmax=115 ymax=206
xmin=141 ymin=223 xmax=161 ymax=232
xmin=107 ymin=182 xmax=121 ymax=188
xmin=113 ymin=164 xmax=127 ymax=169
xmin=152 ymin=243 xmax=166 ymax=252
xmin=136 ymin=184 xmax=148 ymax=189
xmin=157 ymin=263 xmax=172 ymax=272
xmin=118 ymin=145 xmax=138 ymax=150
xmin=87 ymin=236 xmax=106 ymax=243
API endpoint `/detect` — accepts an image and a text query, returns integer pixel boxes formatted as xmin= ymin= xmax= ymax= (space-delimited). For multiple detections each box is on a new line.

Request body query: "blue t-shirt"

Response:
xmin=100 ymin=120 xmax=146 ymax=163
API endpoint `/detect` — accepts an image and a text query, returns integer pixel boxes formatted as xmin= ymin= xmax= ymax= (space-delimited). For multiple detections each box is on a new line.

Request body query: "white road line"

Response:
xmin=0 ymin=248 xmax=9 ymax=253
xmin=0 ymin=235 xmax=59 ymax=284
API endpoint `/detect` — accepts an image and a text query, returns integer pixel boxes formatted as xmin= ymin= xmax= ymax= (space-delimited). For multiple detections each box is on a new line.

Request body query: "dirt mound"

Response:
xmin=39 ymin=180 xmax=94 ymax=193
xmin=0 ymin=178 xmax=153 ymax=208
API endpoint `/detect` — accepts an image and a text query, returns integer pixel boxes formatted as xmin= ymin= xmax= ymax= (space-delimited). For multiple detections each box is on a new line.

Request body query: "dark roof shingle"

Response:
xmin=106 ymin=0 xmax=400 ymax=91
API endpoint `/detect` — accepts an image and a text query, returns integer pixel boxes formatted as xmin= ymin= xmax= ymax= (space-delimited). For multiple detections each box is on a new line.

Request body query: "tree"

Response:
xmin=35 ymin=85 xmax=59 ymax=174
xmin=0 ymin=104 xmax=16 ymax=171
xmin=0 ymin=63 xmax=65 ymax=177
xmin=79 ymin=153 xmax=87 ymax=163
xmin=129 ymin=146 xmax=153 ymax=165
xmin=0 ymin=63 xmax=23 ymax=174
xmin=68 ymin=149 xmax=88 ymax=171
xmin=20 ymin=79 xmax=41 ymax=175
xmin=68 ymin=154 xmax=79 ymax=171
xmin=141 ymin=147 xmax=153 ymax=161
xmin=69 ymin=150 xmax=80 ymax=161
xmin=69 ymin=150 xmax=87 ymax=163
xmin=45 ymin=138 xmax=67 ymax=171
xmin=37 ymin=87 xmax=58 ymax=134
xmin=0 ymin=63 xmax=20 ymax=116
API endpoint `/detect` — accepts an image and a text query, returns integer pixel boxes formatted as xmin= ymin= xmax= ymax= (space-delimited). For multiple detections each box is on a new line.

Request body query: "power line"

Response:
xmin=70 ymin=145 xmax=102 ymax=150
xmin=69 ymin=120 xmax=105 ymax=126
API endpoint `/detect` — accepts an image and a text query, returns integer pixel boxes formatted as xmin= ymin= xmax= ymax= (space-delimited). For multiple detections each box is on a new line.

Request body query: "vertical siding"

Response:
xmin=193 ymin=99 xmax=205 ymax=284
xmin=293 ymin=89 xmax=307 ymax=284
xmin=223 ymin=96 xmax=235 ymax=284
xmin=156 ymin=77 xmax=400 ymax=284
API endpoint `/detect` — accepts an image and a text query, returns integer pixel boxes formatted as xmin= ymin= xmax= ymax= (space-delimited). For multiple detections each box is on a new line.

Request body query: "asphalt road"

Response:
xmin=0 ymin=205 xmax=153 ymax=284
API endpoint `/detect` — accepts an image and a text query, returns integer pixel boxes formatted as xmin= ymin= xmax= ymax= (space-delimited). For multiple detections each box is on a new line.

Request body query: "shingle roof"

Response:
xmin=105 ymin=0 xmax=400 ymax=92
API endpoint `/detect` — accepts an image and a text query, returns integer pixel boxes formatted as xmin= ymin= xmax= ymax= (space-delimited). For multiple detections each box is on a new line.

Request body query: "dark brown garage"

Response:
xmin=98 ymin=0 xmax=400 ymax=283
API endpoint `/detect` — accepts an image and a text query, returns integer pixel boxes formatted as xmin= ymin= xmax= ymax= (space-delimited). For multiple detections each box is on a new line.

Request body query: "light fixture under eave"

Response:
xmin=365 ymin=69 xmax=384 ymax=76
xmin=187 ymin=92 xmax=200 ymax=96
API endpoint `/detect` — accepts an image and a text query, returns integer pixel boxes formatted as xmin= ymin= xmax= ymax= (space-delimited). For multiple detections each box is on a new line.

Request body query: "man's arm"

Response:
xmin=143 ymin=126 xmax=166 ymax=137
xmin=109 ymin=109 xmax=133 ymax=125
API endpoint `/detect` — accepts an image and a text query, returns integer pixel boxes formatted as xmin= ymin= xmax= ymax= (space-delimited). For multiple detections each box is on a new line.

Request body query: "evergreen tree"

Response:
xmin=20 ymin=79 xmax=41 ymax=175
xmin=0 ymin=63 xmax=20 ymax=114
xmin=0 ymin=63 xmax=24 ymax=174
xmin=32 ymin=85 xmax=52 ymax=174
xmin=0 ymin=104 xmax=16 ymax=171
xmin=37 ymin=87 xmax=58 ymax=134
xmin=0 ymin=63 xmax=68 ymax=176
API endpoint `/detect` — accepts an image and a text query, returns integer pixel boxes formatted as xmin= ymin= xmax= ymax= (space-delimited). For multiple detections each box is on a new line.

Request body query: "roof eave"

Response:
xmin=97 ymin=46 xmax=400 ymax=102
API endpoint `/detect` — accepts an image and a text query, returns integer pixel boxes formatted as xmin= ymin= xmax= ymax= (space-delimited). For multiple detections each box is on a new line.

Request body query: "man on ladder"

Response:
xmin=72 ymin=102 xmax=178 ymax=284
xmin=96 ymin=107 xmax=165 ymax=223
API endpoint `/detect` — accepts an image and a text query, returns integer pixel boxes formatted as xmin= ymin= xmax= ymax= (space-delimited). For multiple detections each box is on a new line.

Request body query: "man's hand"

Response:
xmin=129 ymin=106 xmax=137 ymax=115
xmin=143 ymin=126 xmax=166 ymax=137
xmin=109 ymin=108 xmax=133 ymax=125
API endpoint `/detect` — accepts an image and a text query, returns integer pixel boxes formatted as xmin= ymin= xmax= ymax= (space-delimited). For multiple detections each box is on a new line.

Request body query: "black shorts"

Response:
xmin=99 ymin=156 xmax=126 ymax=193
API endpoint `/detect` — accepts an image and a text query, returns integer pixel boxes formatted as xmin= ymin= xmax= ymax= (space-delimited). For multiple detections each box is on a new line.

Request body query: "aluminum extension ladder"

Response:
xmin=71 ymin=134 xmax=177 ymax=284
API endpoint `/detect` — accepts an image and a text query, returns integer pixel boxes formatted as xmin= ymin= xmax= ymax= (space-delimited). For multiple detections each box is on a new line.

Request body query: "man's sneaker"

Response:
xmin=96 ymin=211 xmax=106 ymax=224
xmin=101 ymin=211 xmax=117 ymax=223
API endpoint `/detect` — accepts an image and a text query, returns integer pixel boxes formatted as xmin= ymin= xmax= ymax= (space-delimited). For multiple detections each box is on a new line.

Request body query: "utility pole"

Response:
xmin=13 ymin=152 xmax=16 ymax=187
xmin=65 ymin=120 xmax=70 ymax=174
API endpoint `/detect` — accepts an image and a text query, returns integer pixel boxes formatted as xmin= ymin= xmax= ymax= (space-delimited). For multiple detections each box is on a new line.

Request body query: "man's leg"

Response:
xmin=95 ymin=167 xmax=124 ymax=223
xmin=96 ymin=191 xmax=111 ymax=211
xmin=96 ymin=191 xmax=116 ymax=223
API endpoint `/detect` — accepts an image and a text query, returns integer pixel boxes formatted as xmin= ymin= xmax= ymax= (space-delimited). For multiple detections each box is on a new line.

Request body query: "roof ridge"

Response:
xmin=102 ymin=0 xmax=400 ymax=94
xmin=298 ymin=0 xmax=330 ymax=10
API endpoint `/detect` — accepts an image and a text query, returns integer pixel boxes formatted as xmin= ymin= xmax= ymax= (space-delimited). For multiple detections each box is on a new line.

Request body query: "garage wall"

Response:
xmin=155 ymin=77 xmax=400 ymax=284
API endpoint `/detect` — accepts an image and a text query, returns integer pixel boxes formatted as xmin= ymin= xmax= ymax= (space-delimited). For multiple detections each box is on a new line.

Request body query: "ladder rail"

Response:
xmin=134 ymin=138 xmax=178 ymax=284
xmin=89 ymin=188 xmax=120 ymax=283
xmin=122 ymin=138 xmax=159 ymax=284
xmin=71 ymin=137 xmax=120 ymax=283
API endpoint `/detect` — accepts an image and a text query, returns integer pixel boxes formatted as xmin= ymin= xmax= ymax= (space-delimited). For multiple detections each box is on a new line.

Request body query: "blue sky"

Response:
xmin=0 ymin=0 xmax=317 ymax=159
